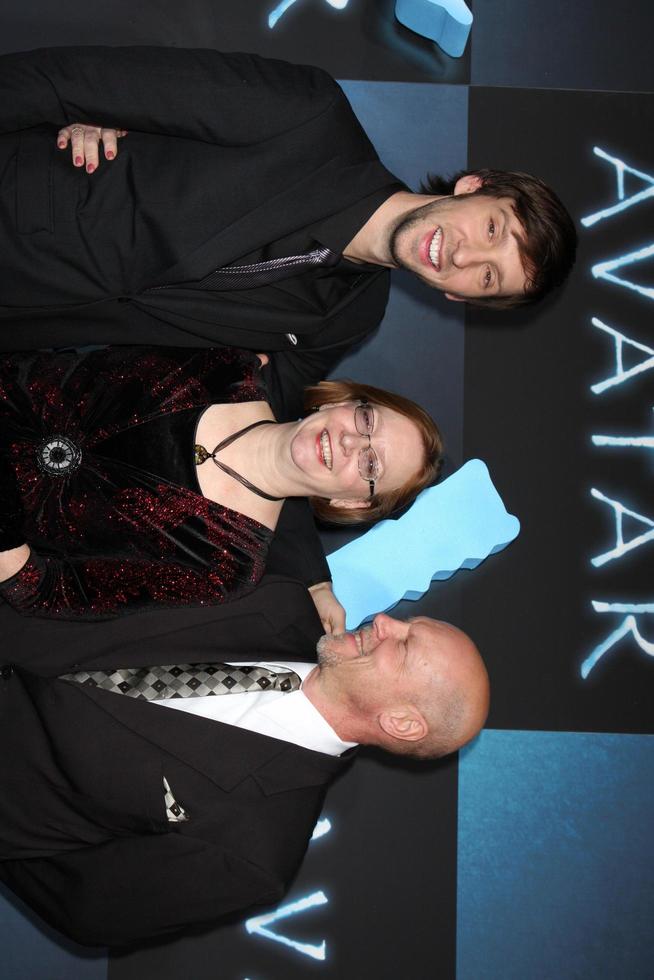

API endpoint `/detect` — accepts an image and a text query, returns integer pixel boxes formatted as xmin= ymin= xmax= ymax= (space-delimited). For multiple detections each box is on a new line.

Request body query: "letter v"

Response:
xmin=245 ymin=891 xmax=328 ymax=960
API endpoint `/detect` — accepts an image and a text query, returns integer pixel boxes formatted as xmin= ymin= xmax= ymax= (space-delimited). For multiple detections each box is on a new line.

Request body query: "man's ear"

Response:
xmin=453 ymin=173 xmax=483 ymax=196
xmin=379 ymin=707 xmax=427 ymax=743
xmin=328 ymin=497 xmax=372 ymax=511
xmin=444 ymin=292 xmax=466 ymax=303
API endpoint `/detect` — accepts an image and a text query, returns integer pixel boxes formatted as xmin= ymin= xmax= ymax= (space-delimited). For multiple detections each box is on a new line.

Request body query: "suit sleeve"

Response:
xmin=0 ymin=46 xmax=342 ymax=143
xmin=0 ymin=833 xmax=285 ymax=947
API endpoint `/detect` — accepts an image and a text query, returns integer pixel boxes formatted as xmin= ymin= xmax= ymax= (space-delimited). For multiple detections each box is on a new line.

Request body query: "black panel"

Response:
xmin=464 ymin=87 xmax=654 ymax=732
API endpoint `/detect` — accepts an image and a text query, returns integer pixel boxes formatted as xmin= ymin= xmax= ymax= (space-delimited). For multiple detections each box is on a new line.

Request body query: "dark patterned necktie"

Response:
xmin=191 ymin=246 xmax=340 ymax=291
xmin=60 ymin=663 xmax=302 ymax=700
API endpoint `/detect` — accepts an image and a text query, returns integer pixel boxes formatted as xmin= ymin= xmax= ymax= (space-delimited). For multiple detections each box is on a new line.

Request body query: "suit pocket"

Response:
xmin=16 ymin=129 xmax=53 ymax=235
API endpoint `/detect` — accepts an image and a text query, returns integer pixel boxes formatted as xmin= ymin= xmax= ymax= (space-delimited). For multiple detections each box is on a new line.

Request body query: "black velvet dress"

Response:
xmin=0 ymin=346 xmax=274 ymax=619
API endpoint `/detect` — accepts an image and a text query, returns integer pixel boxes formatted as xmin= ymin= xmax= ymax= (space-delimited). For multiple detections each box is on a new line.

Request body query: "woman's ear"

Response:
xmin=328 ymin=497 xmax=372 ymax=510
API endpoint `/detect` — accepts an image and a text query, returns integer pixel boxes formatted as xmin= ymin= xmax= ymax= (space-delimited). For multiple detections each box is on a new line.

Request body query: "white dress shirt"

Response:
xmin=154 ymin=661 xmax=356 ymax=756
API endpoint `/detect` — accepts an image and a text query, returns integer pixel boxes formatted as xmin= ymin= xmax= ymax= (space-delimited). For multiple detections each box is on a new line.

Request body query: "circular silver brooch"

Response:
xmin=37 ymin=435 xmax=82 ymax=476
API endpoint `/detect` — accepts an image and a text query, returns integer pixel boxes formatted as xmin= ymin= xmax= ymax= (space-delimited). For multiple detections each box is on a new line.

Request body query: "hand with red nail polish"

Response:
xmin=56 ymin=124 xmax=127 ymax=173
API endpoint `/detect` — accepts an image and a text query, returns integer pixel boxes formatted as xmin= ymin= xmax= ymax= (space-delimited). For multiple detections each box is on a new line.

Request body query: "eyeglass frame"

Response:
xmin=354 ymin=400 xmax=380 ymax=498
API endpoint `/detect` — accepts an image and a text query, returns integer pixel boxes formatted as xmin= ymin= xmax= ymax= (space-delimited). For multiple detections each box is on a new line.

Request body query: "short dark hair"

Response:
xmin=303 ymin=379 xmax=443 ymax=526
xmin=421 ymin=168 xmax=578 ymax=308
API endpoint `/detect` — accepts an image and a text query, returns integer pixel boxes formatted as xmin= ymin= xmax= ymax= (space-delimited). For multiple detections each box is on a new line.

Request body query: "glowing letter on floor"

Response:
xmin=581 ymin=148 xmax=654 ymax=228
xmin=590 ymin=488 xmax=654 ymax=568
xmin=592 ymin=242 xmax=654 ymax=301
xmin=245 ymin=892 xmax=328 ymax=960
xmin=581 ymin=602 xmax=654 ymax=678
xmin=592 ymin=433 xmax=654 ymax=450
xmin=268 ymin=0 xmax=348 ymax=29
xmin=590 ymin=318 xmax=654 ymax=395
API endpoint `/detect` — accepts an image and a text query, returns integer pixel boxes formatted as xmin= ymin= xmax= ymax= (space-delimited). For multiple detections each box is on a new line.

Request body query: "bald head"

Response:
xmin=304 ymin=613 xmax=489 ymax=759
xmin=407 ymin=619 xmax=489 ymax=759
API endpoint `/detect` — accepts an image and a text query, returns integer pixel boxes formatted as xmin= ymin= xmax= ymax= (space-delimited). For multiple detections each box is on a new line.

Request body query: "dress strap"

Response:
xmin=195 ymin=418 xmax=283 ymax=502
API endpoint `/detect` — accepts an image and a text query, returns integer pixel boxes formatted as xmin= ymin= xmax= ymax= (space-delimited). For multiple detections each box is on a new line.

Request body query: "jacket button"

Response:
xmin=1 ymin=665 xmax=14 ymax=679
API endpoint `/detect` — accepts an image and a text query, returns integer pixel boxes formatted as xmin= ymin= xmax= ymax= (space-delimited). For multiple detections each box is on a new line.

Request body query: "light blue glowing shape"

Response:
xmin=268 ymin=0 xmax=348 ymax=30
xmin=328 ymin=459 xmax=520 ymax=630
xmin=394 ymin=0 xmax=473 ymax=58
xmin=245 ymin=891 xmax=328 ymax=960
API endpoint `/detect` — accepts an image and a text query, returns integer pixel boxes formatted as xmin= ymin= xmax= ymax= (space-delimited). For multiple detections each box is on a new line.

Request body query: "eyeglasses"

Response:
xmin=354 ymin=401 xmax=379 ymax=498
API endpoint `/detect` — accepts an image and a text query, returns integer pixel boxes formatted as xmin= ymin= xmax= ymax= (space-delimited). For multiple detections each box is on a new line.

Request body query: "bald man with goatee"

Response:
xmin=304 ymin=613 xmax=489 ymax=758
xmin=0 ymin=593 xmax=487 ymax=947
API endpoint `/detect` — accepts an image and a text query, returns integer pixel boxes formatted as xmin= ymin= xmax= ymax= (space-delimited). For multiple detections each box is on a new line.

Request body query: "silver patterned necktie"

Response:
xmin=59 ymin=663 xmax=302 ymax=700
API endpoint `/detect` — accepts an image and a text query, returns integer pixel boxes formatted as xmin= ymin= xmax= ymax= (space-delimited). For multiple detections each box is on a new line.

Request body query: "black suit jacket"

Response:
xmin=0 ymin=46 xmax=398 ymax=370
xmin=0 ymin=576 xmax=353 ymax=947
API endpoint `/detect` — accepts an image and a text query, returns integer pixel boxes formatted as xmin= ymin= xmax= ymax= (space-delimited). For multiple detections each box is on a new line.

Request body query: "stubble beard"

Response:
xmin=316 ymin=625 xmax=374 ymax=666
xmin=316 ymin=632 xmax=350 ymax=667
xmin=389 ymin=195 xmax=454 ymax=269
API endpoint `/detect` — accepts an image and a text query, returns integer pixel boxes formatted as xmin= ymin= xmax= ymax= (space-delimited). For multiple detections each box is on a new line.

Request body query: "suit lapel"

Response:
xmin=73 ymin=680 xmax=348 ymax=794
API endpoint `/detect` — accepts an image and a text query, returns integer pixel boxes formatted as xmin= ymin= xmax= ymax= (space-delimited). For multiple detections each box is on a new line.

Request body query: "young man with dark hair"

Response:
xmin=0 ymin=46 xmax=576 ymax=367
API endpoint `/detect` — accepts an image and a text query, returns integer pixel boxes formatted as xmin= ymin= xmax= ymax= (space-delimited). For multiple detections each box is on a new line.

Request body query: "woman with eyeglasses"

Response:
xmin=0 ymin=345 xmax=442 ymax=620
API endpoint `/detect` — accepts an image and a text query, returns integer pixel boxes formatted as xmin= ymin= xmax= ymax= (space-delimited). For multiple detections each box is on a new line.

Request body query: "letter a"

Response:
xmin=581 ymin=147 xmax=654 ymax=228
xmin=590 ymin=318 xmax=654 ymax=394
xmin=590 ymin=488 xmax=654 ymax=567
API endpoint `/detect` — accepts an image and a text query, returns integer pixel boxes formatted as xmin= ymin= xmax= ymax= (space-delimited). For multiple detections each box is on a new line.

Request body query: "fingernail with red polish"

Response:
xmin=57 ymin=140 xmax=66 ymax=149
xmin=106 ymin=150 xmax=115 ymax=160
xmin=86 ymin=163 xmax=95 ymax=174
xmin=75 ymin=156 xmax=83 ymax=166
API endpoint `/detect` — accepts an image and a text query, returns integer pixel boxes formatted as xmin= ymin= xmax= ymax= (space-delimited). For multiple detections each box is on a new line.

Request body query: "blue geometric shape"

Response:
xmin=458 ymin=730 xmax=654 ymax=980
xmin=394 ymin=0 xmax=473 ymax=58
xmin=327 ymin=459 xmax=520 ymax=629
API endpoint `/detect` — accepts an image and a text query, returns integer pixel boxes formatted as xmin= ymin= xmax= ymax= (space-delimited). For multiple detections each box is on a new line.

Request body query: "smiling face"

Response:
xmin=305 ymin=613 xmax=490 ymax=756
xmin=289 ymin=401 xmax=424 ymax=507
xmin=389 ymin=189 xmax=530 ymax=302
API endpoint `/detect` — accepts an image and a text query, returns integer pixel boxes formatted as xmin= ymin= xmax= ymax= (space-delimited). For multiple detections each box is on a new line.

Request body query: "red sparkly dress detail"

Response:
xmin=0 ymin=347 xmax=273 ymax=619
